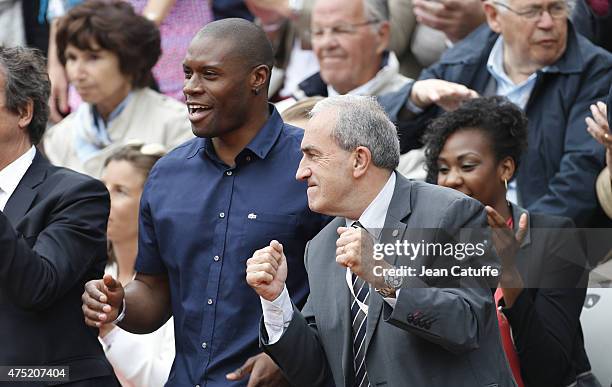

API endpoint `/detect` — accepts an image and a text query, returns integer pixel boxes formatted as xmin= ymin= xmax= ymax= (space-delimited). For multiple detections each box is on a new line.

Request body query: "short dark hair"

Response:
xmin=56 ymin=0 xmax=161 ymax=88
xmin=423 ymin=96 xmax=528 ymax=182
xmin=0 ymin=46 xmax=50 ymax=145
xmin=195 ymin=18 xmax=275 ymax=84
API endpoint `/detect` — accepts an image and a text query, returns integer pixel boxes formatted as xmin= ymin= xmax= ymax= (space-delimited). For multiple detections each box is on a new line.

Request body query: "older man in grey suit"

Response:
xmin=246 ymin=95 xmax=516 ymax=387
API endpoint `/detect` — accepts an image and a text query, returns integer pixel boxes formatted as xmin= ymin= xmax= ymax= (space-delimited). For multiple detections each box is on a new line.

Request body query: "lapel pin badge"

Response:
xmin=248 ymin=213 xmax=257 ymax=220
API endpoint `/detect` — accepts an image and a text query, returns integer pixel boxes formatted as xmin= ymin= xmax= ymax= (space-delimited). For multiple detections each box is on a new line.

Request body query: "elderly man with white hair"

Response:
xmin=395 ymin=0 xmax=612 ymax=229
xmin=281 ymin=0 xmax=480 ymax=179
xmin=294 ymin=0 xmax=409 ymax=99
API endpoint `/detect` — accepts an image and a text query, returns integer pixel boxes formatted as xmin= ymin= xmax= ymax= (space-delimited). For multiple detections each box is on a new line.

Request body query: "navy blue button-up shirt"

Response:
xmin=135 ymin=107 xmax=328 ymax=386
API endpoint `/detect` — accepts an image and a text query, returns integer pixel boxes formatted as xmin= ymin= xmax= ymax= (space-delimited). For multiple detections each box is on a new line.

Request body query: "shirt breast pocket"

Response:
xmin=240 ymin=212 xmax=299 ymax=257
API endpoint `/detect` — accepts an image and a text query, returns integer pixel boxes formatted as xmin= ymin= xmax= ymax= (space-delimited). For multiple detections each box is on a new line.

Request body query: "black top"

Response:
xmin=0 ymin=151 xmax=118 ymax=385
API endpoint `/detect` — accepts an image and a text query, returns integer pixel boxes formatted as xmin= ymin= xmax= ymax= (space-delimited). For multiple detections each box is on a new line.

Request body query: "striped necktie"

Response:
xmin=350 ymin=221 xmax=370 ymax=387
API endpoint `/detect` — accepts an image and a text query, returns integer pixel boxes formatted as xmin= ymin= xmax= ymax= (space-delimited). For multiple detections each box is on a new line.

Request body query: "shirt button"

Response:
xmin=213 ymin=255 xmax=220 ymax=262
xmin=226 ymin=170 xmax=233 ymax=176
xmin=201 ymin=342 xmax=207 ymax=349
xmin=219 ymin=212 xmax=225 ymax=218
xmin=207 ymin=298 xmax=214 ymax=305
xmin=246 ymin=156 xmax=252 ymax=162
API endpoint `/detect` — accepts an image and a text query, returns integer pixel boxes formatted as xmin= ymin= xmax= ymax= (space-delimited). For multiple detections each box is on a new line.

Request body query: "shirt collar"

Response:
xmin=201 ymin=104 xmax=284 ymax=162
xmin=92 ymin=91 xmax=133 ymax=134
xmin=487 ymin=35 xmax=560 ymax=86
xmin=487 ymin=36 xmax=547 ymax=87
xmin=0 ymin=146 xmax=36 ymax=203
xmin=345 ymin=171 xmax=396 ymax=240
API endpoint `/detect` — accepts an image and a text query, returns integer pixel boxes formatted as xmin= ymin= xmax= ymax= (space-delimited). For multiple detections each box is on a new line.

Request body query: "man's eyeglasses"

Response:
xmin=493 ymin=1 xmax=570 ymax=20
xmin=310 ymin=20 xmax=380 ymax=40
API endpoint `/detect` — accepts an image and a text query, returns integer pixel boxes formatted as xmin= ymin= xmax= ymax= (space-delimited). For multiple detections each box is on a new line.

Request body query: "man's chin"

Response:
xmin=191 ymin=126 xmax=215 ymax=138
xmin=306 ymin=196 xmax=321 ymax=213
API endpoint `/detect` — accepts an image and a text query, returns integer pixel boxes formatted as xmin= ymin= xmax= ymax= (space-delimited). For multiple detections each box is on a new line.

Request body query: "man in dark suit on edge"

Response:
xmin=0 ymin=46 xmax=118 ymax=386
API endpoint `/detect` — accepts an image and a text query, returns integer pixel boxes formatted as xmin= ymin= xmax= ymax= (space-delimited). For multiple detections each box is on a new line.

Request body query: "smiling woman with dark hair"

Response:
xmin=43 ymin=0 xmax=192 ymax=178
xmin=424 ymin=96 xmax=598 ymax=387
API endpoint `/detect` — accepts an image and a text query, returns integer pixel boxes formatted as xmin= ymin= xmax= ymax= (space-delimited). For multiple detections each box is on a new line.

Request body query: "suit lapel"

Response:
xmin=364 ymin=174 xmax=413 ymax=353
xmin=3 ymin=151 xmax=48 ymax=225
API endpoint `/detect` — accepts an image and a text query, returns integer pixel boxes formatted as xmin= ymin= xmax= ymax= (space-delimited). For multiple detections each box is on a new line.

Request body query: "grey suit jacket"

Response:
xmin=262 ymin=174 xmax=516 ymax=387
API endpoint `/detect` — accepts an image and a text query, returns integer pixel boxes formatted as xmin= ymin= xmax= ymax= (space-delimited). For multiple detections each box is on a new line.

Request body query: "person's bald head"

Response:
xmin=182 ymin=19 xmax=275 ymax=138
xmin=194 ymin=18 xmax=274 ymax=80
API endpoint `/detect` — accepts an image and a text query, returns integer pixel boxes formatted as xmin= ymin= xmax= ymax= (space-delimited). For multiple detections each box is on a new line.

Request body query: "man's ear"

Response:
xmin=374 ymin=21 xmax=391 ymax=56
xmin=17 ymin=99 xmax=34 ymax=129
xmin=250 ymin=64 xmax=270 ymax=94
xmin=483 ymin=2 xmax=503 ymax=34
xmin=353 ymin=146 xmax=372 ymax=178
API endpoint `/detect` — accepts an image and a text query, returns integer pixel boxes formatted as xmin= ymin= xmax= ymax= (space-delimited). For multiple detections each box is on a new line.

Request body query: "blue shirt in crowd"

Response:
xmin=135 ymin=106 xmax=329 ymax=386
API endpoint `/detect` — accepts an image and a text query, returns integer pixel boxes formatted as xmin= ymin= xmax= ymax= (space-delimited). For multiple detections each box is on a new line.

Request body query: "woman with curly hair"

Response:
xmin=423 ymin=96 xmax=598 ymax=387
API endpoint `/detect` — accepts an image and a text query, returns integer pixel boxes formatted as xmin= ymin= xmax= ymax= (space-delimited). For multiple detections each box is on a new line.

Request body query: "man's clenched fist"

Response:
xmin=82 ymin=274 xmax=125 ymax=328
xmin=336 ymin=226 xmax=387 ymax=289
xmin=246 ymin=240 xmax=288 ymax=301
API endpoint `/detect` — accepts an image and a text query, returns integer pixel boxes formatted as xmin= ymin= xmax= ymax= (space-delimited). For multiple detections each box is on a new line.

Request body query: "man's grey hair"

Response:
xmin=0 ymin=46 xmax=50 ymax=145
xmin=310 ymin=95 xmax=400 ymax=171
xmin=363 ymin=0 xmax=390 ymax=22
xmin=494 ymin=0 xmax=575 ymax=14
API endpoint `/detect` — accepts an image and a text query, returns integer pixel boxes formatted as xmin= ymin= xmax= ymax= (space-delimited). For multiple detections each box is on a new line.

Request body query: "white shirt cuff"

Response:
xmin=260 ymin=285 xmax=293 ymax=344
xmin=98 ymin=325 xmax=119 ymax=351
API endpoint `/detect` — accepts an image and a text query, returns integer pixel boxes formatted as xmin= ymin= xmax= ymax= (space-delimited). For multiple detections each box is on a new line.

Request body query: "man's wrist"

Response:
xmin=374 ymin=262 xmax=402 ymax=297
xmin=111 ymin=299 xmax=126 ymax=324
xmin=408 ymin=85 xmax=427 ymax=111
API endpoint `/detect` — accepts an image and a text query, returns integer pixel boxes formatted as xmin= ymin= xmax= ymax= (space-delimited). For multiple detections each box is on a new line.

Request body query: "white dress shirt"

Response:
xmin=0 ymin=146 xmax=36 ymax=211
xmin=261 ymin=172 xmax=397 ymax=344
xmin=99 ymin=264 xmax=175 ymax=387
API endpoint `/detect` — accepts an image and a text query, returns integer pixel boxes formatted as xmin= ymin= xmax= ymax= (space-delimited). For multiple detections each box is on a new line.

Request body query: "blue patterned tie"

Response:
xmin=350 ymin=221 xmax=370 ymax=387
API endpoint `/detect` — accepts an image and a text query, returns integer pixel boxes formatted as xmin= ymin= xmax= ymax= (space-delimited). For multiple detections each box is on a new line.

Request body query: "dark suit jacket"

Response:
xmin=0 ymin=151 xmax=118 ymax=386
xmin=262 ymin=174 xmax=516 ymax=387
xmin=499 ymin=205 xmax=592 ymax=387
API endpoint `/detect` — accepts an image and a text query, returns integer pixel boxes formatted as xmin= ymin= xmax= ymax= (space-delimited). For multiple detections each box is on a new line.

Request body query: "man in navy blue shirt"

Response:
xmin=82 ymin=18 xmax=328 ymax=386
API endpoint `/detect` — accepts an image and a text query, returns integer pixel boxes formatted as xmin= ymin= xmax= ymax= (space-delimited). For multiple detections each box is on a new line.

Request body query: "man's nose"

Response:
xmin=70 ymin=59 xmax=87 ymax=80
xmin=536 ymin=9 xmax=555 ymax=29
xmin=296 ymin=159 xmax=311 ymax=181
xmin=315 ymin=30 xmax=340 ymax=50
xmin=183 ymin=75 xmax=202 ymax=96
xmin=443 ymin=169 xmax=464 ymax=189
